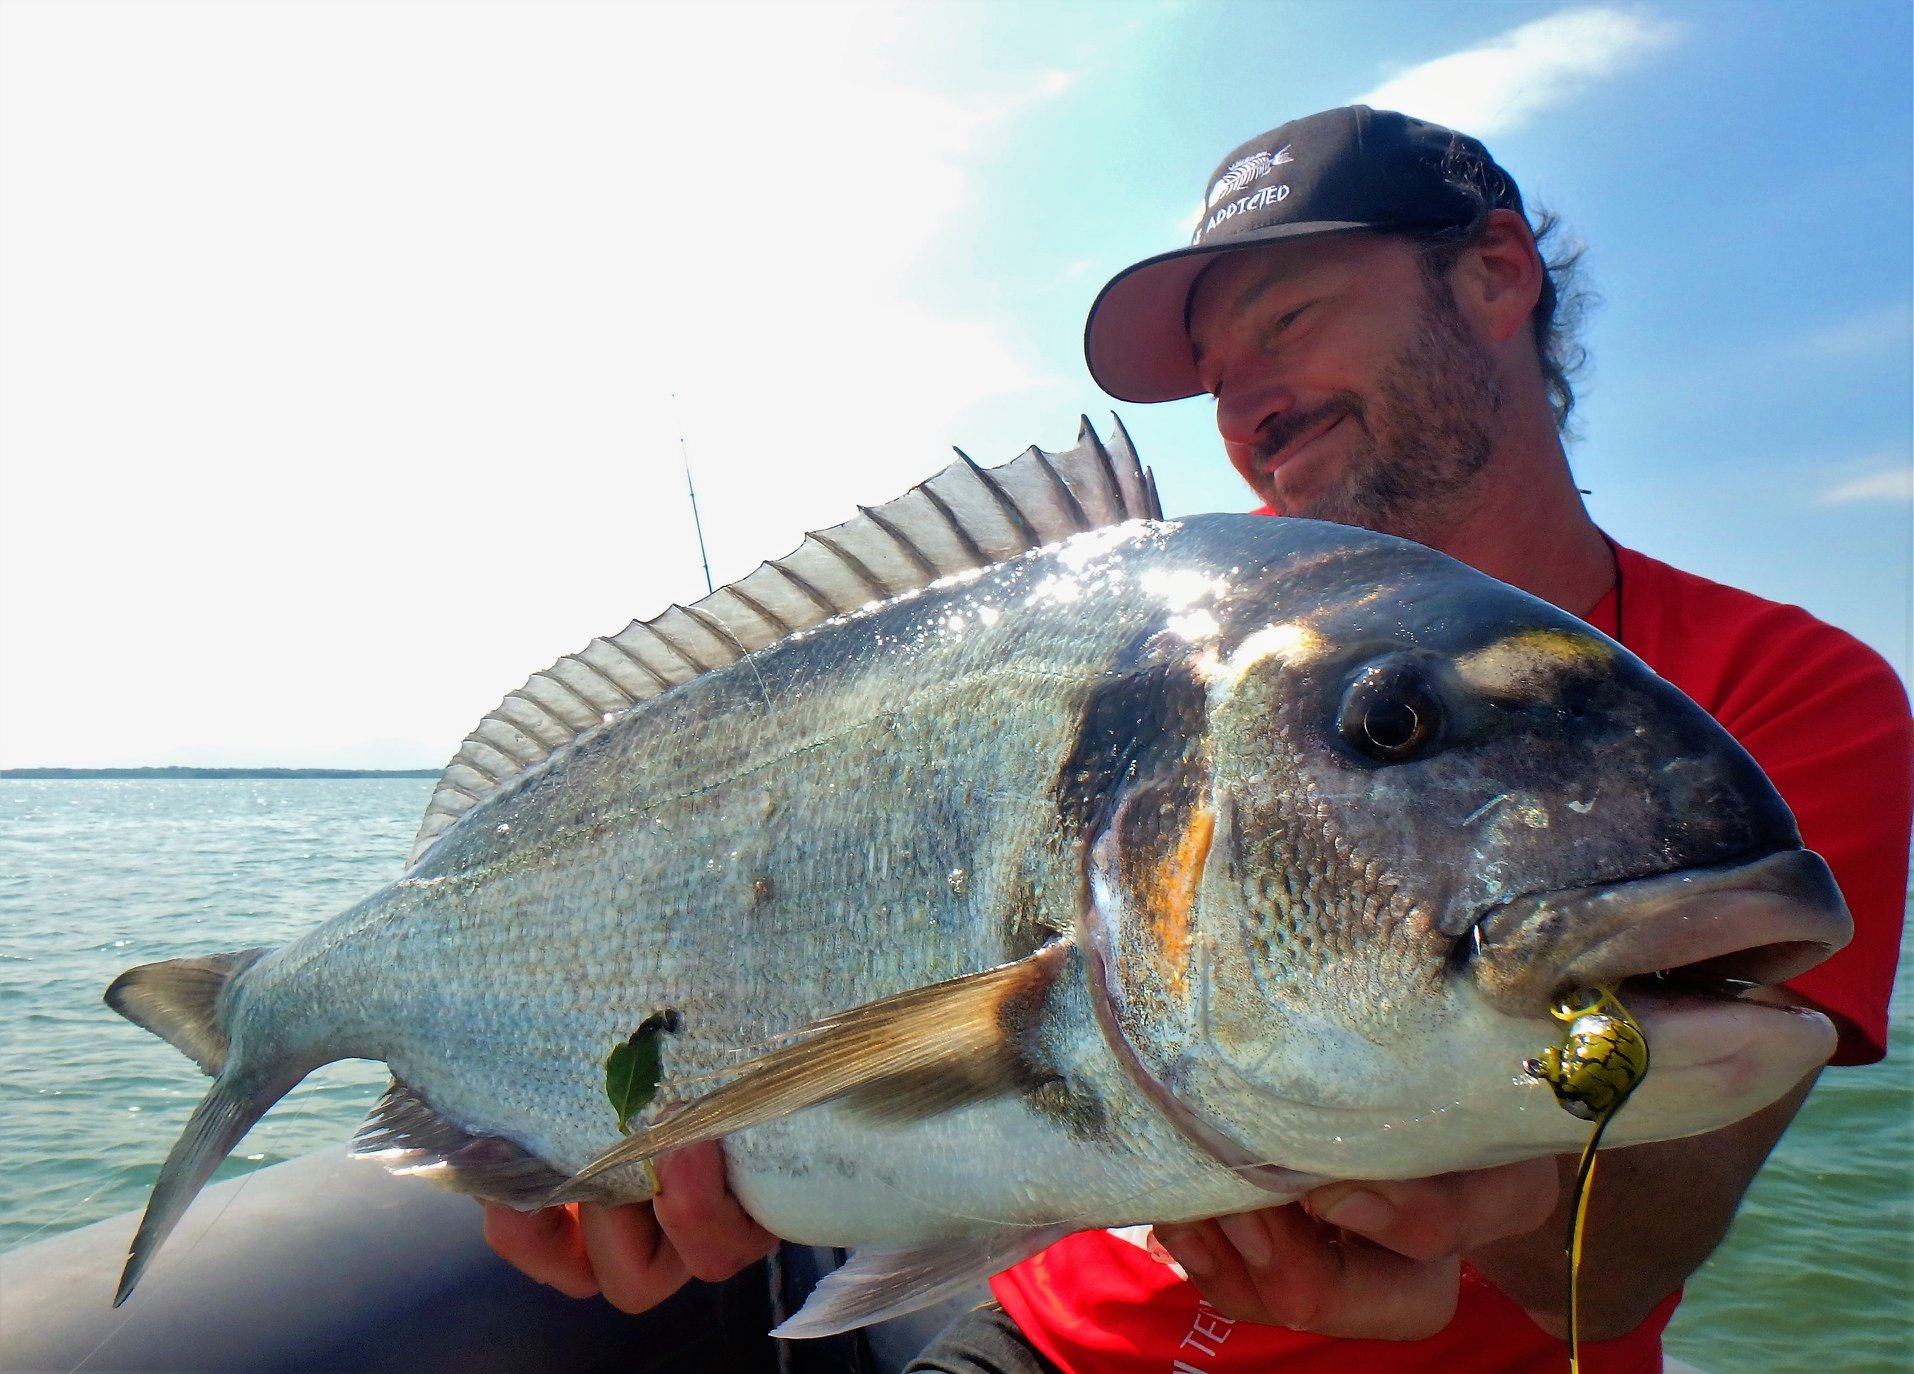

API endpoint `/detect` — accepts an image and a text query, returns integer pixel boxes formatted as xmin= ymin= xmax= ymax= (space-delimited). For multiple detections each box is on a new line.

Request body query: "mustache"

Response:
xmin=1249 ymin=397 xmax=1361 ymax=470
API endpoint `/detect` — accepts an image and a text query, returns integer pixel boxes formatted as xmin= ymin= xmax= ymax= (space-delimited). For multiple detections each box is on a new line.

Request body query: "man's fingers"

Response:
xmin=1153 ymin=1220 xmax=1254 ymax=1305
xmin=480 ymin=1202 xmax=601 ymax=1300
xmin=1308 ymin=1158 xmax=1559 ymax=1263
xmin=1149 ymin=1161 xmax=1565 ymax=1341
xmin=1261 ymin=1204 xmax=1462 ymax=1338
xmin=1154 ymin=1216 xmax=1340 ymax=1328
xmin=576 ymin=1200 xmax=690 ymax=1313
xmin=482 ymin=1142 xmax=776 ymax=1308
xmin=1158 ymin=1206 xmax=1463 ymax=1339
xmin=651 ymin=1141 xmax=779 ymax=1283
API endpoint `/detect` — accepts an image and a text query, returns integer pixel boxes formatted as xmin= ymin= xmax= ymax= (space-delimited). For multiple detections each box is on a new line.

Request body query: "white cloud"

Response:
xmin=1356 ymin=7 xmax=1683 ymax=135
xmin=1819 ymin=466 xmax=1914 ymax=506
xmin=0 ymin=1 xmax=1078 ymax=768
xmin=1783 ymin=302 xmax=1913 ymax=366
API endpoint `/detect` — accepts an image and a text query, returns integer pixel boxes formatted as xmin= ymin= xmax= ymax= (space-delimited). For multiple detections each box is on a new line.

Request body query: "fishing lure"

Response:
xmin=1524 ymin=985 xmax=1650 ymax=1374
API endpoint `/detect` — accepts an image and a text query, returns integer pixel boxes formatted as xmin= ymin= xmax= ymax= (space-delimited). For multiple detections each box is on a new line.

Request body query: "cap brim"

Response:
xmin=1084 ymin=220 xmax=1376 ymax=404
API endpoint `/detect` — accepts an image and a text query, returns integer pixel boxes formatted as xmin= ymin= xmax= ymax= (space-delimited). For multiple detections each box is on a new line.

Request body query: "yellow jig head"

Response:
xmin=1523 ymin=985 xmax=1651 ymax=1374
xmin=1523 ymin=984 xmax=1650 ymax=1121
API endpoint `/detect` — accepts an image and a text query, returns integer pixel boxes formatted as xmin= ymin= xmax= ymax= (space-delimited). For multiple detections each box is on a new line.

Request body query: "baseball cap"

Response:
xmin=1083 ymin=105 xmax=1525 ymax=404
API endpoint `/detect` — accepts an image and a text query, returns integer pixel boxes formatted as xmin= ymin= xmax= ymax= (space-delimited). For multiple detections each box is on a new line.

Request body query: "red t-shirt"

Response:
xmin=993 ymin=539 xmax=1913 ymax=1373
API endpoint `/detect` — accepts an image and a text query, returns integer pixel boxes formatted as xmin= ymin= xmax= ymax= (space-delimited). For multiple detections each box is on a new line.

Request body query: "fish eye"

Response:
xmin=1338 ymin=662 xmax=1443 ymax=763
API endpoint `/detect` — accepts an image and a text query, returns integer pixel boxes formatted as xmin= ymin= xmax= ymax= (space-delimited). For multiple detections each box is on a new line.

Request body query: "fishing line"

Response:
xmin=53 ymin=1096 xmax=285 ymax=1374
xmin=57 ymin=1062 xmax=385 ymax=1374
xmin=672 ymin=392 xmax=714 ymax=599
xmin=1522 ymin=984 xmax=1650 ymax=1374
xmin=56 ymin=1162 xmax=298 ymax=1374
xmin=1563 ymin=1111 xmax=1613 ymax=1373
xmin=15 ymin=1051 xmax=321 ymax=1250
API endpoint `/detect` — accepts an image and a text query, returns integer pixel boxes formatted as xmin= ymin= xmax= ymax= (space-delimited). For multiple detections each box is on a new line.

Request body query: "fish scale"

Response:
xmin=104 ymin=425 xmax=1851 ymax=1336
xmin=298 ymin=526 xmax=1188 ymax=1193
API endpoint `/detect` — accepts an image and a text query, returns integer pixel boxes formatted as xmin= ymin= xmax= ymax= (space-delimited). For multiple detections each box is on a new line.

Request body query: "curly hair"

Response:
xmin=1400 ymin=147 xmax=1598 ymax=437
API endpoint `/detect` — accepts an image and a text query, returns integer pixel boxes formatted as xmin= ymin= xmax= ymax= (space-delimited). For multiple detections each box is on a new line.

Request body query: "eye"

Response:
xmin=1338 ymin=662 xmax=1444 ymax=763
xmin=1261 ymin=303 xmax=1309 ymax=346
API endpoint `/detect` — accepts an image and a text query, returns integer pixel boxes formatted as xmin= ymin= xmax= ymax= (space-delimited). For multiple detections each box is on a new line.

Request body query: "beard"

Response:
xmin=1248 ymin=278 xmax=1504 ymax=546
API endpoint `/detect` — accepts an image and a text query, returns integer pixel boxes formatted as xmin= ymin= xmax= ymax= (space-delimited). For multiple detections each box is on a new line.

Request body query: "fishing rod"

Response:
xmin=672 ymin=392 xmax=715 ymax=596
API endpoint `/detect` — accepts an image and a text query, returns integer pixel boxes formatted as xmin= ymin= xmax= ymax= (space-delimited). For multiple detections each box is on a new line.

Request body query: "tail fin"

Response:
xmin=106 ymin=949 xmax=269 ymax=1074
xmin=104 ymin=949 xmax=304 ymax=1305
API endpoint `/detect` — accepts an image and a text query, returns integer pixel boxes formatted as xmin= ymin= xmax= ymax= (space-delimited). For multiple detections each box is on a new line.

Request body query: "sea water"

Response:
xmin=1 ymin=779 xmax=1908 ymax=1371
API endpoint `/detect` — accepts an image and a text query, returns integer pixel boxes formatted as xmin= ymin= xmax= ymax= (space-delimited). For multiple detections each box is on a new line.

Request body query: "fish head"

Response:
xmin=1088 ymin=519 xmax=1851 ymax=1180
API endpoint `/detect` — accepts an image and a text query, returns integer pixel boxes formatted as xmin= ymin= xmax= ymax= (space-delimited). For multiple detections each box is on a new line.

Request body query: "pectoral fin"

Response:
xmin=548 ymin=941 xmax=1071 ymax=1205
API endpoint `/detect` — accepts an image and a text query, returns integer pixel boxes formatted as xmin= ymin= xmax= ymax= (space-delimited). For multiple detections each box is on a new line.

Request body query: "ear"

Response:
xmin=1450 ymin=208 xmax=1544 ymax=347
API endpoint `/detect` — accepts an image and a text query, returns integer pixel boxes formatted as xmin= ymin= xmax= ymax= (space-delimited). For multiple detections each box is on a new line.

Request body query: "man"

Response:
xmin=484 ymin=107 xmax=1913 ymax=1372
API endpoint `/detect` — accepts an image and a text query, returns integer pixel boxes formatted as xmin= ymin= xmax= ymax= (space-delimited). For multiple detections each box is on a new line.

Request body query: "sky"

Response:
xmin=1 ymin=0 xmax=1908 ymax=769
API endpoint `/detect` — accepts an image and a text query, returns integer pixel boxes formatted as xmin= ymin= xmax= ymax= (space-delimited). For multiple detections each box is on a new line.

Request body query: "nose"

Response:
xmin=1212 ymin=367 xmax=1295 ymax=449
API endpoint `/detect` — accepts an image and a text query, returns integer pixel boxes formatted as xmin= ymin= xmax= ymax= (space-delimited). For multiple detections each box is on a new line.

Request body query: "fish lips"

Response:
xmin=1464 ymin=847 xmax=1852 ymax=1018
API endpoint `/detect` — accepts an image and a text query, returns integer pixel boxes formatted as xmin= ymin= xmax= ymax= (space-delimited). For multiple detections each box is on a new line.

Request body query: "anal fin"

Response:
xmin=548 ymin=941 xmax=1072 ymax=1205
xmin=351 ymin=1076 xmax=575 ymax=1209
xmin=774 ymin=1225 xmax=1072 ymax=1339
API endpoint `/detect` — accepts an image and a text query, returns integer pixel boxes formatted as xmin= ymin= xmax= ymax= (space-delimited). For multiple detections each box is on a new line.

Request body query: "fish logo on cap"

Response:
xmin=1206 ymin=145 xmax=1294 ymax=209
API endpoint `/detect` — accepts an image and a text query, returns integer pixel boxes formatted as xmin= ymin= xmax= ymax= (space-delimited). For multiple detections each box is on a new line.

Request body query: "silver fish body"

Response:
xmin=106 ymin=435 xmax=1851 ymax=1333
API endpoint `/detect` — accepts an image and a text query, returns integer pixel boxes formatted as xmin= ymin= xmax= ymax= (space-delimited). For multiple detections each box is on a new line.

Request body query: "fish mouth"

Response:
xmin=1464 ymin=847 xmax=1852 ymax=1019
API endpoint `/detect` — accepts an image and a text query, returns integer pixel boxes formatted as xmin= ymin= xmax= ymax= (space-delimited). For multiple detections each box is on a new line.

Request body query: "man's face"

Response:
xmin=1186 ymin=232 xmax=1504 ymax=546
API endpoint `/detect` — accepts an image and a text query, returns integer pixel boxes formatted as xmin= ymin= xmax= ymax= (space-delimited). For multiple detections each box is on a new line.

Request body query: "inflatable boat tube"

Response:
xmin=0 ymin=1149 xmax=971 ymax=1373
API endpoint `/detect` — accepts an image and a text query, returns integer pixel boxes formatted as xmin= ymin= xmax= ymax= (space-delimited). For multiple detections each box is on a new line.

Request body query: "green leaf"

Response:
xmin=605 ymin=1010 xmax=678 ymax=1133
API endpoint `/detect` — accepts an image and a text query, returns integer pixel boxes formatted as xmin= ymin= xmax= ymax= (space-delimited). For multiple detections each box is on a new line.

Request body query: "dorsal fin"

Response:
xmin=407 ymin=416 xmax=1159 ymax=868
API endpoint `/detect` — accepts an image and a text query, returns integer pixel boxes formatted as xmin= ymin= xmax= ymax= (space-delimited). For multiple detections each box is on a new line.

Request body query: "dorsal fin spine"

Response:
xmin=1080 ymin=417 xmax=1127 ymax=517
xmin=808 ymin=532 xmax=892 ymax=602
xmin=473 ymin=724 xmax=540 ymax=766
xmin=406 ymin=420 xmax=1157 ymax=869
xmin=857 ymin=505 xmax=939 ymax=580
xmin=1105 ymin=412 xmax=1162 ymax=519
xmin=462 ymin=740 xmax=521 ymax=778
xmin=442 ymin=763 xmax=495 ymax=794
xmin=562 ymin=656 xmax=636 ymax=709
xmin=574 ymin=663 xmax=634 ymax=712
xmin=955 ymin=450 xmax=1042 ymax=546
xmin=915 ymin=482 xmax=990 ymax=565
xmin=505 ymin=685 xmax=570 ymax=727
xmin=500 ymin=694 xmax=572 ymax=740
xmin=1031 ymin=449 xmax=1091 ymax=532
xmin=633 ymin=618 xmax=710 ymax=675
xmin=680 ymin=603 xmax=750 ymax=657
xmin=718 ymin=584 xmax=795 ymax=638
xmin=530 ymin=671 xmax=603 ymax=719
xmin=599 ymin=634 xmax=675 ymax=692
xmin=767 ymin=560 xmax=839 ymax=616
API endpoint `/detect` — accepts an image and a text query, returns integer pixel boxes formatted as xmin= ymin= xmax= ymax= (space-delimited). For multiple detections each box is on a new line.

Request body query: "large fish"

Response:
xmin=107 ymin=420 xmax=1849 ymax=1335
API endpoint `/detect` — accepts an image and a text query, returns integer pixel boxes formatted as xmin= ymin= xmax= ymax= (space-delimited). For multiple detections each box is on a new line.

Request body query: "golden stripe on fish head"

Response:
xmin=1067 ymin=517 xmax=1846 ymax=1183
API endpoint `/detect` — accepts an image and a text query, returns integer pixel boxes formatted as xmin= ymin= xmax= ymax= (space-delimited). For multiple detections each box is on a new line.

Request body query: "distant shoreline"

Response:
xmin=1 ymin=767 xmax=439 ymax=779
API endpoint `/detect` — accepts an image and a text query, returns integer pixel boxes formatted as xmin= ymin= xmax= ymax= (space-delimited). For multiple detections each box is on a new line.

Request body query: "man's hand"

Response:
xmin=1152 ymin=1067 xmax=1819 ymax=1343
xmin=480 ymin=1141 xmax=777 ymax=1313
xmin=1150 ymin=1159 xmax=1559 ymax=1339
